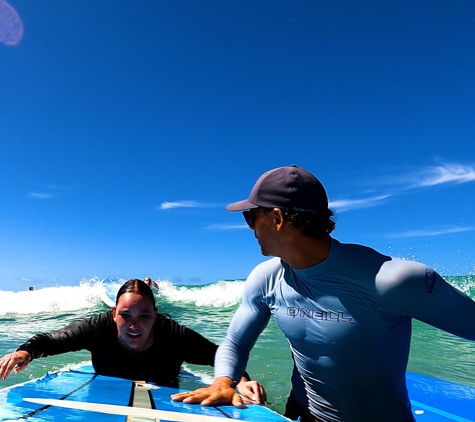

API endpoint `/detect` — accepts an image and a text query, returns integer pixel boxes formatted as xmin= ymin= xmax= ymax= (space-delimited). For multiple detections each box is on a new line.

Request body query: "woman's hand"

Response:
xmin=236 ymin=377 xmax=267 ymax=404
xmin=0 ymin=351 xmax=31 ymax=380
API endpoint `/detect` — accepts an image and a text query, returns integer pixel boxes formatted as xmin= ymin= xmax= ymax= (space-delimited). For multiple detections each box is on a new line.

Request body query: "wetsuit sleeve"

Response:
xmin=179 ymin=324 xmax=219 ymax=366
xmin=17 ymin=312 xmax=112 ymax=360
xmin=215 ymin=264 xmax=272 ymax=383
xmin=377 ymin=260 xmax=475 ymax=340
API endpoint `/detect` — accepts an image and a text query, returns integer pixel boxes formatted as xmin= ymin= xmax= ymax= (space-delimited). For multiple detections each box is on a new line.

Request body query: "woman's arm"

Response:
xmin=17 ymin=312 xmax=111 ymax=358
xmin=0 ymin=312 xmax=112 ymax=381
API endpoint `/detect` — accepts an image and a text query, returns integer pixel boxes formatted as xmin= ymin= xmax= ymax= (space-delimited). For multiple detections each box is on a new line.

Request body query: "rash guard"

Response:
xmin=18 ymin=312 xmax=217 ymax=387
xmin=216 ymin=238 xmax=475 ymax=422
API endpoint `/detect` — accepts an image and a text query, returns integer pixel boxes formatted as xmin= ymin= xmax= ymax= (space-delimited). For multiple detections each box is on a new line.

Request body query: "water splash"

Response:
xmin=445 ymin=275 xmax=475 ymax=298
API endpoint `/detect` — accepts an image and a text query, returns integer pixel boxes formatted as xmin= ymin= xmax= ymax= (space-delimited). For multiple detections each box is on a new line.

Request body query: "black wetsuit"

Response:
xmin=17 ymin=312 xmax=218 ymax=388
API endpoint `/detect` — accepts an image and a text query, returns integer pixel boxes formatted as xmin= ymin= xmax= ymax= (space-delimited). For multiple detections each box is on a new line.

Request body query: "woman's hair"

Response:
xmin=116 ymin=279 xmax=157 ymax=310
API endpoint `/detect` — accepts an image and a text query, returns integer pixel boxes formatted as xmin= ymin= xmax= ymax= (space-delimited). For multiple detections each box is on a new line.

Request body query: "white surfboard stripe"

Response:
xmin=24 ymin=398 xmax=233 ymax=422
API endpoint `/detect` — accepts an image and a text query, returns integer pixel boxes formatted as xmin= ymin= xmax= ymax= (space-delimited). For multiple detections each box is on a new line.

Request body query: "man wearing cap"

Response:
xmin=172 ymin=165 xmax=475 ymax=422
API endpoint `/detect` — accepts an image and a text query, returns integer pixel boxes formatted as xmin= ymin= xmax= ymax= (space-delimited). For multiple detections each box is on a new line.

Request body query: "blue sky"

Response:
xmin=1 ymin=0 xmax=474 ymax=292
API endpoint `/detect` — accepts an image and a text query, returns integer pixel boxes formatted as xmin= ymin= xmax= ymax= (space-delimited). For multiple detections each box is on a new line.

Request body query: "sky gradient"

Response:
xmin=1 ymin=0 xmax=474 ymax=292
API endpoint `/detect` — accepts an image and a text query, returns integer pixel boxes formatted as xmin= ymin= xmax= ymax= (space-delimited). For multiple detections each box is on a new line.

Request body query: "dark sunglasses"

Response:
xmin=242 ymin=211 xmax=256 ymax=227
xmin=242 ymin=209 xmax=269 ymax=227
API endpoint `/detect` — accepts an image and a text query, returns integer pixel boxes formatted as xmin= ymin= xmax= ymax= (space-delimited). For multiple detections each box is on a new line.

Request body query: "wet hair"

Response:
xmin=116 ymin=279 xmax=157 ymax=310
xmin=283 ymin=208 xmax=336 ymax=240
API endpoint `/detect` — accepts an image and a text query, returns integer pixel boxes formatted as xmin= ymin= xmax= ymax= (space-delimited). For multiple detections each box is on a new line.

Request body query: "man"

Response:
xmin=172 ymin=165 xmax=475 ymax=422
xmin=144 ymin=276 xmax=159 ymax=289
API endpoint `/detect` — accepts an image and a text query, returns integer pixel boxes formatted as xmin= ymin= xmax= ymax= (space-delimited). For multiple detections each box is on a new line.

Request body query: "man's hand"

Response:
xmin=171 ymin=376 xmax=244 ymax=408
xmin=0 ymin=351 xmax=31 ymax=381
xmin=236 ymin=378 xmax=267 ymax=404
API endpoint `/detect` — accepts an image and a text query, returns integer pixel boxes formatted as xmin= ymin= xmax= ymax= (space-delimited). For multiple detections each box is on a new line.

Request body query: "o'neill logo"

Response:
xmin=287 ymin=307 xmax=353 ymax=322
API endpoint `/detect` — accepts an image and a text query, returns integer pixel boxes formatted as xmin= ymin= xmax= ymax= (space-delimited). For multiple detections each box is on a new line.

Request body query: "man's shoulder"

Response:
xmin=379 ymin=257 xmax=430 ymax=278
xmin=245 ymin=258 xmax=286 ymax=292
xmin=338 ymin=239 xmax=388 ymax=258
xmin=251 ymin=257 xmax=284 ymax=276
xmin=336 ymin=240 xmax=394 ymax=272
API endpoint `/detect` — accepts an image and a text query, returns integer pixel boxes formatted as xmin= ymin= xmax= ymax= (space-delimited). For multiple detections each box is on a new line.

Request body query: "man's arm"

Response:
xmin=175 ymin=314 xmax=267 ymax=404
xmin=378 ymin=260 xmax=475 ymax=340
xmin=172 ymin=268 xmax=272 ymax=406
xmin=171 ymin=300 xmax=269 ymax=407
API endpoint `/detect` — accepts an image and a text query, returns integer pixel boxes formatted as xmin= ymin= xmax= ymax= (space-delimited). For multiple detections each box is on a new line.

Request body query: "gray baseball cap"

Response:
xmin=226 ymin=165 xmax=328 ymax=213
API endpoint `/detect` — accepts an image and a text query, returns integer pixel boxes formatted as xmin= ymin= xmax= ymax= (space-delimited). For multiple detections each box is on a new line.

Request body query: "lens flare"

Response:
xmin=0 ymin=0 xmax=23 ymax=46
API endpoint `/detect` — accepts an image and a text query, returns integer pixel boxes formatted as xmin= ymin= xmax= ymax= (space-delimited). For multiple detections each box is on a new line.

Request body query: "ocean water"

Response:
xmin=0 ymin=276 xmax=474 ymax=415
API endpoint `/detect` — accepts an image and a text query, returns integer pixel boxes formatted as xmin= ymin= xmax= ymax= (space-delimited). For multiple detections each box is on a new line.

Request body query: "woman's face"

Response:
xmin=112 ymin=292 xmax=157 ymax=352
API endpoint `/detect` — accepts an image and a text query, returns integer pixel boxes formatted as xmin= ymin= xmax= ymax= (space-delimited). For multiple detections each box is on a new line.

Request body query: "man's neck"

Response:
xmin=281 ymin=235 xmax=332 ymax=269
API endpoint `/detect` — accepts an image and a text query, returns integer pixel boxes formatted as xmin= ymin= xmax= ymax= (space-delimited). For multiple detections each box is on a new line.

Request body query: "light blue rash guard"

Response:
xmin=215 ymin=238 xmax=475 ymax=422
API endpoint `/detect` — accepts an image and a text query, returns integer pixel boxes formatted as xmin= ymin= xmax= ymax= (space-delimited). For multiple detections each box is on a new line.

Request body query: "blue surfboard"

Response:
xmin=0 ymin=364 xmax=290 ymax=421
xmin=100 ymin=279 xmax=159 ymax=308
xmin=100 ymin=278 xmax=121 ymax=307
xmin=1 ymin=364 xmax=474 ymax=421
xmin=406 ymin=372 xmax=475 ymax=421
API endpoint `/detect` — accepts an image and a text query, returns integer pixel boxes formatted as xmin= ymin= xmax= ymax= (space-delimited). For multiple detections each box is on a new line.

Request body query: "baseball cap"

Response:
xmin=226 ymin=165 xmax=329 ymax=213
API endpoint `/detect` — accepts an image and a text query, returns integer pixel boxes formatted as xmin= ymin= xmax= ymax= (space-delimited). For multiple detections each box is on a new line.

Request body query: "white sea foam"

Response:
xmin=157 ymin=279 xmax=245 ymax=307
xmin=0 ymin=278 xmax=247 ymax=316
xmin=0 ymin=281 xmax=105 ymax=316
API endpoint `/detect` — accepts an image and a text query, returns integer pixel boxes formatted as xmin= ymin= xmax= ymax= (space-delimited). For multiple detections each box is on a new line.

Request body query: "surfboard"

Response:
xmin=0 ymin=364 xmax=290 ymax=421
xmin=100 ymin=278 xmax=121 ymax=307
xmin=406 ymin=371 xmax=475 ymax=421
xmin=1 ymin=364 xmax=474 ymax=421
xmin=100 ymin=279 xmax=159 ymax=308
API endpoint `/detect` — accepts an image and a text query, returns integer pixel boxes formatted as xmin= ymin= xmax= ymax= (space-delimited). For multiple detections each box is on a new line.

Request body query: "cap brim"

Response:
xmin=226 ymin=199 xmax=259 ymax=212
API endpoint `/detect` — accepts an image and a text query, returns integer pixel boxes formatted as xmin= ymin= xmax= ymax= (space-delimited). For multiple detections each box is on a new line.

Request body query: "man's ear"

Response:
xmin=111 ymin=306 xmax=117 ymax=319
xmin=272 ymin=208 xmax=285 ymax=231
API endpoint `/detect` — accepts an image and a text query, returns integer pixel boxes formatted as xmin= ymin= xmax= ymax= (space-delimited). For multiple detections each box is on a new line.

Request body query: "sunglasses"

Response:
xmin=242 ymin=209 xmax=269 ymax=227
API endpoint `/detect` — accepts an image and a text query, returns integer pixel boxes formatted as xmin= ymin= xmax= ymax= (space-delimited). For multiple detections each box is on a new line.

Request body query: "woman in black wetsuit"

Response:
xmin=0 ymin=279 xmax=266 ymax=404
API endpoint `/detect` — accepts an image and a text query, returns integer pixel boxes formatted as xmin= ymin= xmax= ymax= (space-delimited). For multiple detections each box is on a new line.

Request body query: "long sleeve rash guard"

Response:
xmin=18 ymin=312 xmax=217 ymax=388
xmin=215 ymin=238 xmax=475 ymax=422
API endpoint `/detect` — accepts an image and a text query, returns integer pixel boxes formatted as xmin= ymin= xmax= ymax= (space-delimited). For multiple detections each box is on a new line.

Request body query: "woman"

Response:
xmin=0 ymin=279 xmax=265 ymax=403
